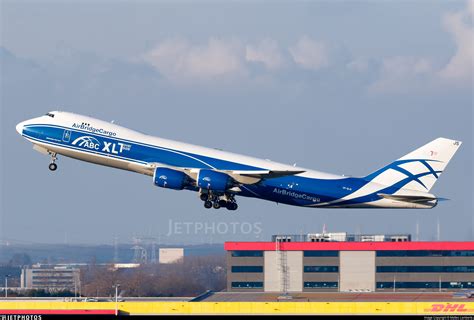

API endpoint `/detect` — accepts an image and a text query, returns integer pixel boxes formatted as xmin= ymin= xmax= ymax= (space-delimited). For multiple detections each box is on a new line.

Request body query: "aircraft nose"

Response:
xmin=16 ymin=121 xmax=25 ymax=135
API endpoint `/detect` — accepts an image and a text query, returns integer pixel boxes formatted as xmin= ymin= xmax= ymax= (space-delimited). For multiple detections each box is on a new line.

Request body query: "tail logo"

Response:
xmin=367 ymin=159 xmax=442 ymax=191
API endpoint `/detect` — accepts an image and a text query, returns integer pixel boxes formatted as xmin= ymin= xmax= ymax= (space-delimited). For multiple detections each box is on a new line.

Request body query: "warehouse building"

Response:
xmin=21 ymin=264 xmax=81 ymax=292
xmin=225 ymin=233 xmax=474 ymax=292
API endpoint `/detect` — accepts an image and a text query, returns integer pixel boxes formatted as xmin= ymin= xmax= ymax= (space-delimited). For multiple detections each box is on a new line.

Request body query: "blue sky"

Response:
xmin=1 ymin=1 xmax=472 ymax=244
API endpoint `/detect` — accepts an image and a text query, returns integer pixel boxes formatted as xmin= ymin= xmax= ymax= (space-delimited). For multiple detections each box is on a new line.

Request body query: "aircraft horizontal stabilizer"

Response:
xmin=377 ymin=193 xmax=437 ymax=203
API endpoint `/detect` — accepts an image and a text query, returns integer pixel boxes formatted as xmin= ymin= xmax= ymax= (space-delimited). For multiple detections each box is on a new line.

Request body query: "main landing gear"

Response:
xmin=200 ymin=192 xmax=238 ymax=211
xmin=48 ymin=152 xmax=58 ymax=171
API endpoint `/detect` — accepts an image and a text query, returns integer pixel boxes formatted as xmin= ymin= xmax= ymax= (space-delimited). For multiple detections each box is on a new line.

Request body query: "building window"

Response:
xmin=231 ymin=282 xmax=264 ymax=288
xmin=304 ymin=282 xmax=338 ymax=288
xmin=231 ymin=266 xmax=263 ymax=273
xmin=377 ymin=266 xmax=474 ymax=273
xmin=304 ymin=266 xmax=339 ymax=273
xmin=32 ymin=281 xmax=74 ymax=285
xmin=32 ymin=276 xmax=74 ymax=280
xmin=303 ymin=251 xmax=339 ymax=257
xmin=376 ymin=250 xmax=474 ymax=257
xmin=377 ymin=282 xmax=474 ymax=289
xmin=231 ymin=251 xmax=264 ymax=257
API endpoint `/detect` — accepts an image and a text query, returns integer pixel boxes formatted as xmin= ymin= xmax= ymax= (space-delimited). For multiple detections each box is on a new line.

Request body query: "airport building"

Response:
xmin=21 ymin=264 xmax=81 ymax=292
xmin=225 ymin=233 xmax=474 ymax=292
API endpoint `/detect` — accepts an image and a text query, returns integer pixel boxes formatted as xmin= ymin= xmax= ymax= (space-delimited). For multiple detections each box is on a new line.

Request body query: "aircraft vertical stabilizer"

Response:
xmin=364 ymin=138 xmax=462 ymax=192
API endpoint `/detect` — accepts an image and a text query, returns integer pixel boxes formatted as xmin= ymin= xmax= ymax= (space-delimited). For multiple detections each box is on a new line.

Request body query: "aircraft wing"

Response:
xmin=221 ymin=170 xmax=305 ymax=184
xmin=231 ymin=170 xmax=306 ymax=178
xmin=135 ymin=162 xmax=304 ymax=185
xmin=221 ymin=169 xmax=305 ymax=184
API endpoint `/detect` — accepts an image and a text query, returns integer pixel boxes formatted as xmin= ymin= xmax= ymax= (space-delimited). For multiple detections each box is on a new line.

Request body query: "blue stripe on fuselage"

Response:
xmin=23 ymin=124 xmax=264 ymax=171
xmin=21 ymin=124 xmax=371 ymax=207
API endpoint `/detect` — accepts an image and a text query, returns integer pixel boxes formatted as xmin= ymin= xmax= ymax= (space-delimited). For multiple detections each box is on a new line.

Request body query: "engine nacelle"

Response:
xmin=197 ymin=169 xmax=232 ymax=193
xmin=153 ymin=167 xmax=189 ymax=190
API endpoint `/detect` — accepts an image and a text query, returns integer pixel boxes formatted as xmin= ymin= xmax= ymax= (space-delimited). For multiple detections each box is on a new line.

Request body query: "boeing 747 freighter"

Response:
xmin=16 ymin=111 xmax=461 ymax=210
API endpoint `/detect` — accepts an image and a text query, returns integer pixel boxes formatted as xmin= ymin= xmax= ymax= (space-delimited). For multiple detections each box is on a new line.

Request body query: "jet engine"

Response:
xmin=153 ymin=167 xmax=191 ymax=190
xmin=197 ymin=169 xmax=232 ymax=193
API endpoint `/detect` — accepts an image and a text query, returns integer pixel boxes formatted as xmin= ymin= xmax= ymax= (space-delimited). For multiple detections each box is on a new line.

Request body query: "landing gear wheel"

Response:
xmin=48 ymin=163 xmax=57 ymax=171
xmin=200 ymin=193 xmax=208 ymax=201
xmin=226 ymin=202 xmax=238 ymax=211
xmin=213 ymin=201 xmax=221 ymax=209
xmin=204 ymin=200 xmax=213 ymax=209
xmin=218 ymin=199 xmax=227 ymax=207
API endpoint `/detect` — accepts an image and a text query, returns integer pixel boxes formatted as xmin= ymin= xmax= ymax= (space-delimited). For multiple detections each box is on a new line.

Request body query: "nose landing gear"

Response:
xmin=48 ymin=152 xmax=58 ymax=171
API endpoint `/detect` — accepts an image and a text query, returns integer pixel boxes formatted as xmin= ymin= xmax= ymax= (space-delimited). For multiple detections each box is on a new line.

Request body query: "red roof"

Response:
xmin=224 ymin=241 xmax=474 ymax=251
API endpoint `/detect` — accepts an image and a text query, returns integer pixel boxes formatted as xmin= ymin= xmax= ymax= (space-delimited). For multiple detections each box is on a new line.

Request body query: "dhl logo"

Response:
xmin=424 ymin=303 xmax=474 ymax=313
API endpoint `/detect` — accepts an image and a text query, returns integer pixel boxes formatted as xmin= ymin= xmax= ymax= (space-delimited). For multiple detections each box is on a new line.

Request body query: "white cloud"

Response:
xmin=245 ymin=39 xmax=284 ymax=70
xmin=142 ymin=9 xmax=472 ymax=92
xmin=347 ymin=58 xmax=370 ymax=73
xmin=367 ymin=1 xmax=473 ymax=94
xmin=289 ymin=36 xmax=329 ymax=70
xmin=368 ymin=56 xmax=434 ymax=94
xmin=382 ymin=56 xmax=433 ymax=77
xmin=439 ymin=1 xmax=474 ymax=82
xmin=144 ymin=38 xmax=246 ymax=82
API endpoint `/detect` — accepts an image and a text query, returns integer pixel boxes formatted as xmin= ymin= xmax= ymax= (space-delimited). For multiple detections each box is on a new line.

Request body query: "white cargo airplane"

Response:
xmin=16 ymin=111 xmax=461 ymax=210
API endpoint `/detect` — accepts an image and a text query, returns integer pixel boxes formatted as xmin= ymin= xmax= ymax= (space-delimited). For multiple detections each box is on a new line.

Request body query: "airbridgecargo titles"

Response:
xmin=272 ymin=188 xmax=321 ymax=203
xmin=72 ymin=122 xmax=117 ymax=136
xmin=16 ymin=111 xmax=462 ymax=211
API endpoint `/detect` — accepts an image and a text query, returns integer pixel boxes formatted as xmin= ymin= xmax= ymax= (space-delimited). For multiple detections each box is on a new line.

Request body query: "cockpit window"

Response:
xmin=45 ymin=112 xmax=55 ymax=118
